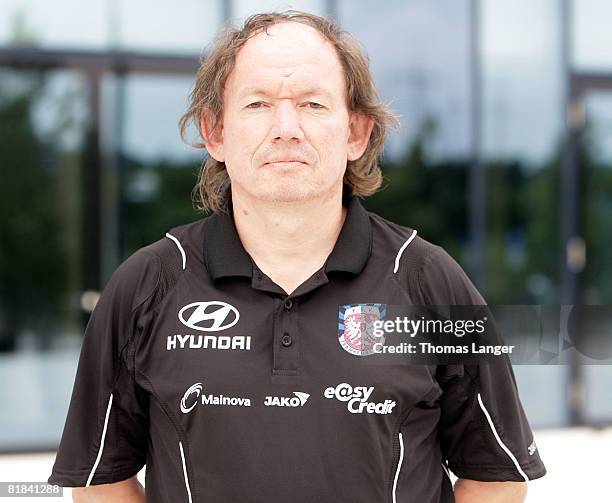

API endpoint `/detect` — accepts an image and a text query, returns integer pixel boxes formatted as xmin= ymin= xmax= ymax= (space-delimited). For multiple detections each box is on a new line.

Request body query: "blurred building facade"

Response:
xmin=1 ymin=0 xmax=611 ymax=452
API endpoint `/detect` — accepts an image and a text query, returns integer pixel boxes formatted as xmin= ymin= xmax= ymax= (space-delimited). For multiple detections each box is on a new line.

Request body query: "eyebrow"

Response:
xmin=238 ymin=86 xmax=335 ymax=101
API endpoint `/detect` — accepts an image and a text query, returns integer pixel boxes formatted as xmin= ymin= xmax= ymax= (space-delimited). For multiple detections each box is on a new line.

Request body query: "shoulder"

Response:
xmin=367 ymin=210 xmax=485 ymax=305
xmin=104 ymin=218 xmax=207 ymax=312
xmin=367 ymin=210 xmax=438 ymax=270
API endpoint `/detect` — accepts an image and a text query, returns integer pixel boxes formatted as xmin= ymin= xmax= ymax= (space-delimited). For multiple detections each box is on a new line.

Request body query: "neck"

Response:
xmin=230 ymin=184 xmax=348 ymax=292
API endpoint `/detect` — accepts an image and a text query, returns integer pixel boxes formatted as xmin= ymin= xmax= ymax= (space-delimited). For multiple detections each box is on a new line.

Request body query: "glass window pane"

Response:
xmin=584 ymin=92 xmax=612 ymax=166
xmin=0 ymin=0 xmax=108 ymax=49
xmin=573 ymin=0 xmax=612 ymax=71
xmin=584 ymin=366 xmax=612 ymax=422
xmin=117 ymin=0 xmax=222 ymax=54
xmin=0 ymin=0 xmax=222 ymax=54
xmin=105 ymin=74 xmax=202 ymax=260
xmin=118 ymin=75 xmax=202 ymax=164
xmin=567 ymin=82 xmax=612 ymax=424
xmin=0 ymin=67 xmax=86 ymax=449
xmin=231 ymin=0 xmax=327 ymax=23
xmin=582 ymin=92 xmax=612 ymax=304
xmin=339 ymin=0 xmax=471 ymax=162
xmin=482 ymin=0 xmax=562 ymax=165
xmin=514 ymin=366 xmax=568 ymax=428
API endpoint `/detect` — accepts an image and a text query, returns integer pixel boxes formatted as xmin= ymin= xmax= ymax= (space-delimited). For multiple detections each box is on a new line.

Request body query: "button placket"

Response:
xmin=272 ymin=295 xmax=299 ymax=377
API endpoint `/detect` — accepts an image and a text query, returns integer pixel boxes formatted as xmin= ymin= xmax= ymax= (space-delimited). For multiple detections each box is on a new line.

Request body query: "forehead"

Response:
xmin=227 ymin=21 xmax=346 ymax=98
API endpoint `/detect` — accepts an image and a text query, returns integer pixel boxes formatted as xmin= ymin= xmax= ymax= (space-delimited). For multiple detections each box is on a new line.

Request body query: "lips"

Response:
xmin=263 ymin=160 xmax=307 ymax=168
xmin=265 ymin=159 xmax=306 ymax=164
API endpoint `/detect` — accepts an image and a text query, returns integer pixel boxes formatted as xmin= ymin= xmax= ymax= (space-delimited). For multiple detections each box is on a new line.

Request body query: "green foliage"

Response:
xmin=0 ymin=72 xmax=68 ymax=346
xmin=121 ymin=158 xmax=201 ymax=253
xmin=365 ymin=117 xmax=567 ymax=304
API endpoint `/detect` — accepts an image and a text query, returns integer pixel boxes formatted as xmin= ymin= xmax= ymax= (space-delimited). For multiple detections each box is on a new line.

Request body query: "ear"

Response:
xmin=347 ymin=112 xmax=374 ymax=161
xmin=200 ymin=108 xmax=225 ymax=162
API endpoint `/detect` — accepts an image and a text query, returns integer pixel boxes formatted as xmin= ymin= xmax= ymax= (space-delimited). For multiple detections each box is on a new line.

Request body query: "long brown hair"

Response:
xmin=178 ymin=10 xmax=399 ymax=214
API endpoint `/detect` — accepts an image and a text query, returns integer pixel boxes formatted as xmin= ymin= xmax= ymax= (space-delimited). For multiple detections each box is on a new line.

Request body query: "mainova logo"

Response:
xmin=324 ymin=382 xmax=396 ymax=415
xmin=180 ymin=383 xmax=203 ymax=413
xmin=180 ymin=382 xmax=251 ymax=414
xmin=168 ymin=301 xmax=250 ymax=351
xmin=264 ymin=392 xmax=310 ymax=407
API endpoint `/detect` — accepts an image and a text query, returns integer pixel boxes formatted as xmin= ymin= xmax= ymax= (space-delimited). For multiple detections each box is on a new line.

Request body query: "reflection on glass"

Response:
xmin=0 ymin=0 xmax=222 ymax=54
xmin=102 ymin=74 xmax=203 ymax=262
xmin=231 ymin=0 xmax=327 ymax=24
xmin=340 ymin=0 xmax=471 ymax=162
xmin=0 ymin=68 xmax=86 ymax=449
xmin=573 ymin=0 xmax=612 ymax=71
xmin=582 ymin=92 xmax=612 ymax=304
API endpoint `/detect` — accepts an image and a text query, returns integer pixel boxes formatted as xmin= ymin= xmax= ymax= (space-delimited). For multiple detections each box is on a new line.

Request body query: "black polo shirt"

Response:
xmin=48 ymin=193 xmax=546 ymax=502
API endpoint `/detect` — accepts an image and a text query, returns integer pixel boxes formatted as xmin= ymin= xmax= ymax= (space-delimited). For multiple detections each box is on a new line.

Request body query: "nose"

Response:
xmin=270 ymin=100 xmax=304 ymax=143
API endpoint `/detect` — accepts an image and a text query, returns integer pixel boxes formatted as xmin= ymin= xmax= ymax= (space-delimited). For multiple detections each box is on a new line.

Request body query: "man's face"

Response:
xmin=202 ymin=21 xmax=372 ymax=205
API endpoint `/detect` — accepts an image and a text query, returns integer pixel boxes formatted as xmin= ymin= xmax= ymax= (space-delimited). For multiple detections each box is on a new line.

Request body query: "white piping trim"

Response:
xmin=85 ymin=393 xmax=114 ymax=487
xmin=441 ymin=461 xmax=452 ymax=482
xmin=391 ymin=432 xmax=404 ymax=503
xmin=165 ymin=232 xmax=186 ymax=270
xmin=393 ymin=229 xmax=418 ymax=274
xmin=477 ymin=393 xmax=529 ymax=481
xmin=179 ymin=441 xmax=193 ymax=503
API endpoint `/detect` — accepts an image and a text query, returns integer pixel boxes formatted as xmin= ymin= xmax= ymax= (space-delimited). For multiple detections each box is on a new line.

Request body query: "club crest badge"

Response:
xmin=338 ymin=303 xmax=386 ymax=356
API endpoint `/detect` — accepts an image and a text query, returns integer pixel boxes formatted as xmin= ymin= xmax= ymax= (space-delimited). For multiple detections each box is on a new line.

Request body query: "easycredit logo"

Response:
xmin=324 ymin=382 xmax=396 ymax=415
xmin=178 ymin=301 xmax=239 ymax=332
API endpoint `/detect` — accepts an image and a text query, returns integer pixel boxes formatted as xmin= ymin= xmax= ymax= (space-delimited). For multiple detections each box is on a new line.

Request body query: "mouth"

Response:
xmin=263 ymin=160 xmax=307 ymax=168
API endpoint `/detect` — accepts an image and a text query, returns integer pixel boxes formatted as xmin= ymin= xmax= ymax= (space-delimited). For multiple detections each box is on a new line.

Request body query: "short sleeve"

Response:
xmin=420 ymin=245 xmax=547 ymax=482
xmin=48 ymin=248 xmax=161 ymax=487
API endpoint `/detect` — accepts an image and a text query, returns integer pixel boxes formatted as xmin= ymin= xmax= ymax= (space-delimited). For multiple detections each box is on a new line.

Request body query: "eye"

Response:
xmin=306 ymin=102 xmax=324 ymax=109
xmin=246 ymin=102 xmax=264 ymax=109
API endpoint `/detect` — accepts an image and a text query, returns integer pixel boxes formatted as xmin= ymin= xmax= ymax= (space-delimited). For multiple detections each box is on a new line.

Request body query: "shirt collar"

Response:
xmin=203 ymin=190 xmax=372 ymax=281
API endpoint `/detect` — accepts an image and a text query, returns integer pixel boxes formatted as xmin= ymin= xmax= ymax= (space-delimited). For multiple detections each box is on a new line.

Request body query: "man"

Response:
xmin=49 ymin=11 xmax=545 ymax=503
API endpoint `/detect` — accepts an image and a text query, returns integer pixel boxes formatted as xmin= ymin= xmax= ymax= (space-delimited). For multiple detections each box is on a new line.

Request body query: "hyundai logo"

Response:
xmin=178 ymin=301 xmax=240 ymax=332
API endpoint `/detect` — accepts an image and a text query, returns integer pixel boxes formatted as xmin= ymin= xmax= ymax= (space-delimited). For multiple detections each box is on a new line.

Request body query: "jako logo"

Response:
xmin=180 ymin=382 xmax=203 ymax=413
xmin=528 ymin=440 xmax=537 ymax=456
xmin=264 ymin=392 xmax=310 ymax=407
xmin=180 ymin=382 xmax=251 ymax=414
xmin=179 ymin=301 xmax=239 ymax=332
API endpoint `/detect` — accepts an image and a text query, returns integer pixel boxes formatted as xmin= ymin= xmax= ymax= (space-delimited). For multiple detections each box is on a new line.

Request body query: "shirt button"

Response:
xmin=284 ymin=298 xmax=293 ymax=310
xmin=281 ymin=333 xmax=292 ymax=347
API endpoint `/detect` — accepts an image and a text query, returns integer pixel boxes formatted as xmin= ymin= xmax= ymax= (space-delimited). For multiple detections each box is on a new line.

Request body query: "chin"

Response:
xmin=256 ymin=184 xmax=319 ymax=204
